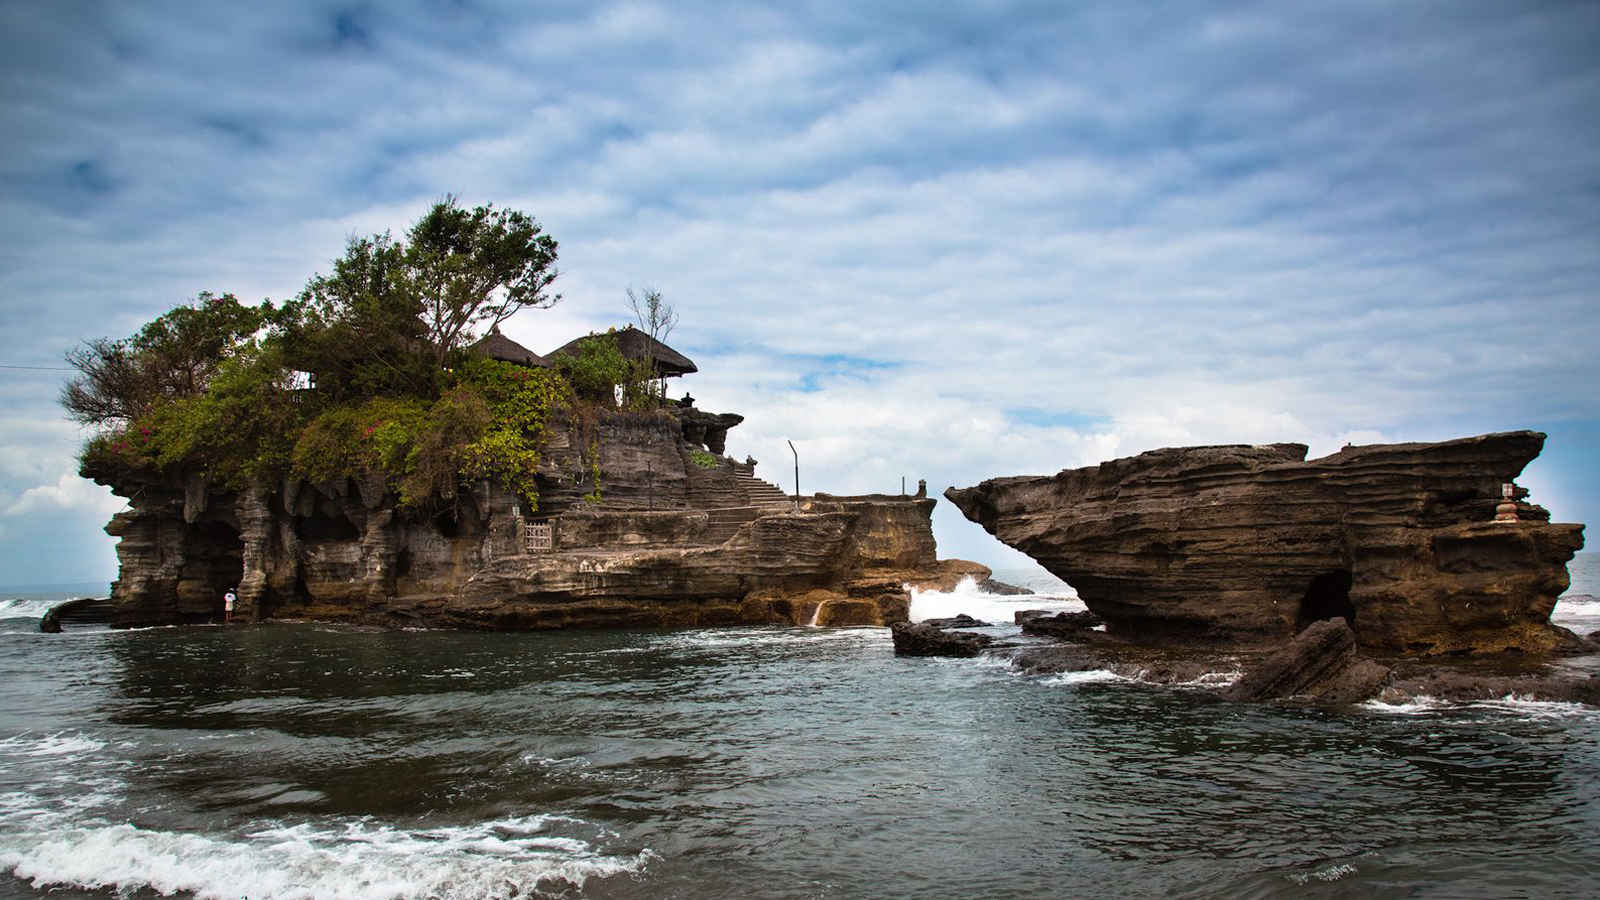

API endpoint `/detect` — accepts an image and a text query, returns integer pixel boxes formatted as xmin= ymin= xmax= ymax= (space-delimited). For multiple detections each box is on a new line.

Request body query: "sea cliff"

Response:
xmin=86 ymin=406 xmax=967 ymax=629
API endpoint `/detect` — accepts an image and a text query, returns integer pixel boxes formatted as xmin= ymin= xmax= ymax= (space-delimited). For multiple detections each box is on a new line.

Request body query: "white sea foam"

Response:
xmin=908 ymin=576 xmax=1084 ymax=625
xmin=0 ymin=732 xmax=108 ymax=759
xmin=1472 ymin=695 xmax=1599 ymax=719
xmin=0 ymin=812 xmax=653 ymax=900
xmin=1040 ymin=669 xmax=1124 ymax=687
xmin=1359 ymin=696 xmax=1452 ymax=715
xmin=1552 ymin=595 xmax=1600 ymax=635
xmin=0 ymin=598 xmax=59 ymax=620
xmin=1287 ymin=862 xmax=1358 ymax=884
xmin=1360 ymin=694 xmax=1598 ymax=719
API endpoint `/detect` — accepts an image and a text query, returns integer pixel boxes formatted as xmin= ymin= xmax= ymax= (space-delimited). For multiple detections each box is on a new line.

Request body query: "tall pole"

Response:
xmin=787 ymin=440 xmax=799 ymax=505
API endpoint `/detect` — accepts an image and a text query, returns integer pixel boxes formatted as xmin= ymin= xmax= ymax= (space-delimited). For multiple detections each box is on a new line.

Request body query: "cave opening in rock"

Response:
xmin=184 ymin=520 xmax=243 ymax=622
xmin=1296 ymin=569 xmax=1355 ymax=632
xmin=295 ymin=513 xmax=360 ymax=542
xmin=433 ymin=510 xmax=462 ymax=538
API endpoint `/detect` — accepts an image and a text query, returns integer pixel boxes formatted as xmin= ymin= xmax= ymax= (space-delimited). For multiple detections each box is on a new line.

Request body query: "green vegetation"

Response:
xmin=688 ymin=449 xmax=721 ymax=469
xmin=68 ymin=200 xmax=638 ymax=513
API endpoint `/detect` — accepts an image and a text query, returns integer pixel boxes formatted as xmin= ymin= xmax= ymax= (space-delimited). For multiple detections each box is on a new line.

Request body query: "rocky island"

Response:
xmin=947 ymin=431 xmax=1585 ymax=655
xmin=932 ymin=431 xmax=1593 ymax=705
xmin=67 ymin=200 xmax=973 ymax=631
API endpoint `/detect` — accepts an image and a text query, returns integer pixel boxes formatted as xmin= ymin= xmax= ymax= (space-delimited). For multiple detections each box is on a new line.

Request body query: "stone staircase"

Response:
xmin=735 ymin=471 xmax=791 ymax=507
xmin=685 ymin=453 xmax=793 ymax=510
xmin=701 ymin=506 xmax=762 ymax=544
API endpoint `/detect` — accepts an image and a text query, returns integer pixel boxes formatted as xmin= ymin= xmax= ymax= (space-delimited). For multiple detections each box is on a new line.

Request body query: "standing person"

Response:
xmin=223 ymin=589 xmax=236 ymax=624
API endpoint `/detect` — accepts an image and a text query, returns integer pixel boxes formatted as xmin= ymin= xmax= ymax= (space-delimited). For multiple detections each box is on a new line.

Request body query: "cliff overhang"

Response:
xmin=946 ymin=431 xmax=1586 ymax=656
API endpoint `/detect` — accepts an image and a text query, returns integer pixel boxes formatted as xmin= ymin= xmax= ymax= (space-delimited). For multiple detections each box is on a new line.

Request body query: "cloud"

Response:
xmin=1 ymin=0 xmax=1596 ymax=582
xmin=3 ymin=472 xmax=123 ymax=519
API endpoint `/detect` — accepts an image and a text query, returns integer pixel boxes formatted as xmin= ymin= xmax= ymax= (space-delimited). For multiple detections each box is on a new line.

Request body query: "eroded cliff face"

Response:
xmin=86 ymin=409 xmax=954 ymax=630
xmin=946 ymin=431 xmax=1585 ymax=655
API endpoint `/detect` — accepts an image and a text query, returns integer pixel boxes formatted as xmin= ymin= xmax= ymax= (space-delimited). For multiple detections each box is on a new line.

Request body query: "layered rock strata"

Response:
xmin=946 ymin=431 xmax=1585 ymax=655
xmin=87 ymin=407 xmax=960 ymax=629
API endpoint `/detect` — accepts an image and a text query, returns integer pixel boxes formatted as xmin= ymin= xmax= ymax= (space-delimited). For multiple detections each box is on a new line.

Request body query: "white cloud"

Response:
xmin=3 ymin=472 xmax=123 ymax=519
xmin=0 ymin=0 xmax=1596 ymax=580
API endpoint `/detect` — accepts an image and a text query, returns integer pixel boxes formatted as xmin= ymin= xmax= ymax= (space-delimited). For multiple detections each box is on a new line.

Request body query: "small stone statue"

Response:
xmin=1494 ymin=482 xmax=1521 ymax=523
xmin=915 ymin=479 xmax=927 ymax=498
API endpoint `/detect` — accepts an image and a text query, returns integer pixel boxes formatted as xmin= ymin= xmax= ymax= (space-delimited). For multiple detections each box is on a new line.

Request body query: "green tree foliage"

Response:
xmin=71 ymin=200 xmax=583 ymax=512
xmin=61 ymin=292 xmax=271 ymax=426
xmin=275 ymin=233 xmax=436 ymax=402
xmin=81 ymin=345 xmax=300 ymax=488
xmin=552 ymin=331 xmax=631 ymax=405
xmin=408 ymin=197 xmax=561 ymax=369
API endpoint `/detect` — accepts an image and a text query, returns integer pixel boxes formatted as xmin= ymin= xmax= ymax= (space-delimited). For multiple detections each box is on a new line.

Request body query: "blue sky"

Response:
xmin=1 ymin=0 xmax=1596 ymax=585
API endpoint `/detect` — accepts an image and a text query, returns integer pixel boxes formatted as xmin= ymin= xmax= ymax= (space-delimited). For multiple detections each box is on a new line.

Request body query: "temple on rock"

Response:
xmin=86 ymin=326 xmax=975 ymax=631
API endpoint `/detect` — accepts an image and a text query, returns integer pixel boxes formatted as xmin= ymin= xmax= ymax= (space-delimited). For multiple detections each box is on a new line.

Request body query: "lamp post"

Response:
xmin=787 ymin=440 xmax=799 ymax=509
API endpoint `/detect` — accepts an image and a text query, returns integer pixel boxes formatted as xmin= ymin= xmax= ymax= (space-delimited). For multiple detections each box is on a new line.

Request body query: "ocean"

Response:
xmin=0 ymin=553 xmax=1597 ymax=899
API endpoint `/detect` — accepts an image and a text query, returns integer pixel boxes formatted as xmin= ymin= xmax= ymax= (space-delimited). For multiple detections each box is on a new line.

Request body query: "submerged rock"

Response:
xmin=891 ymin=622 xmax=993 ymax=657
xmin=947 ymin=431 xmax=1586 ymax=656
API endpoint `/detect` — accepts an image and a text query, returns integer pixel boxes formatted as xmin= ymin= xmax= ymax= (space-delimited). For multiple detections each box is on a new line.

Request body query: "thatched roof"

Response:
xmin=547 ymin=326 xmax=698 ymax=377
xmin=469 ymin=327 xmax=551 ymax=368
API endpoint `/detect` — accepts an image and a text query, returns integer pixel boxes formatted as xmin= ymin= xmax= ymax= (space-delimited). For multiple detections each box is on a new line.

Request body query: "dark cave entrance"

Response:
xmin=1296 ymin=569 xmax=1355 ymax=633
xmin=184 ymin=520 xmax=244 ymax=623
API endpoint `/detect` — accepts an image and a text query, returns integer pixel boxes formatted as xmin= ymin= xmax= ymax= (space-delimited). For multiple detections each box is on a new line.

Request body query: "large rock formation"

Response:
xmin=87 ymin=406 xmax=961 ymax=630
xmin=946 ymin=432 xmax=1585 ymax=655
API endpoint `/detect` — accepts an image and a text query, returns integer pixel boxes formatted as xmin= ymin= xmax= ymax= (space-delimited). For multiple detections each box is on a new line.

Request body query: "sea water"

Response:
xmin=0 ymin=555 xmax=1596 ymax=899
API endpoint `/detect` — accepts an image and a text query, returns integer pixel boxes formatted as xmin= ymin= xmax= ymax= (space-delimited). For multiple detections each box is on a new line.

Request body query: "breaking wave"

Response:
xmin=908 ymin=576 xmax=1084 ymax=625
xmin=0 ymin=811 xmax=651 ymax=900
xmin=0 ymin=598 xmax=58 ymax=621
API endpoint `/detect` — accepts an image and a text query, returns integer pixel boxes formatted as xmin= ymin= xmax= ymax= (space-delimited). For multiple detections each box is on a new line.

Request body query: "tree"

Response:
xmin=275 ymin=232 xmax=435 ymax=401
xmin=406 ymin=196 xmax=560 ymax=369
xmin=625 ymin=286 xmax=677 ymax=403
xmin=272 ymin=198 xmax=562 ymax=399
xmin=61 ymin=292 xmax=271 ymax=427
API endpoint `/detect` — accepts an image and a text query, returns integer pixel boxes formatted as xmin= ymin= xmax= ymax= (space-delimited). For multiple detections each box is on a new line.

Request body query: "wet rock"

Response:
xmin=1224 ymin=618 xmax=1391 ymax=704
xmin=947 ymin=431 xmax=1586 ymax=655
xmin=1384 ymin=670 xmax=1600 ymax=705
xmin=891 ymin=622 xmax=993 ymax=658
xmin=922 ymin=614 xmax=990 ymax=628
xmin=1011 ymin=644 xmax=1112 ymax=675
xmin=1020 ymin=610 xmax=1104 ymax=639
xmin=38 ymin=610 xmax=60 ymax=633
xmin=976 ymin=578 xmax=1030 ymax=596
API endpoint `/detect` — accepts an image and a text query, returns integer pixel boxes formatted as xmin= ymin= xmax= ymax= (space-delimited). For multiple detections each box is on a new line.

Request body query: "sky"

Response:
xmin=1 ymin=0 xmax=1596 ymax=586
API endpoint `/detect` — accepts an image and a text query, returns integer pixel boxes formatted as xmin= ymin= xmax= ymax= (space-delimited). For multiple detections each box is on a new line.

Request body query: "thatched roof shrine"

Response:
xmin=548 ymin=326 xmax=698 ymax=378
xmin=469 ymin=327 xmax=551 ymax=368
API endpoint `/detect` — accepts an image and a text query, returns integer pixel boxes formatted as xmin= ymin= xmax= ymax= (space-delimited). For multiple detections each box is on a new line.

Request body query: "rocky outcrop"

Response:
xmin=86 ymin=407 xmax=955 ymax=630
xmin=922 ymin=614 xmax=990 ymax=628
xmin=1223 ymin=619 xmax=1392 ymax=704
xmin=890 ymin=621 xmax=993 ymax=657
xmin=947 ymin=432 xmax=1585 ymax=656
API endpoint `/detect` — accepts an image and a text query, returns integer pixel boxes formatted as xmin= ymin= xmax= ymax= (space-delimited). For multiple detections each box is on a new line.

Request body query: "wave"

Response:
xmin=0 ymin=812 xmax=652 ymax=900
xmin=1361 ymin=694 xmax=1599 ymax=719
xmin=1040 ymin=669 xmax=1125 ymax=687
xmin=0 ymin=598 xmax=59 ymax=620
xmin=908 ymin=576 xmax=1085 ymax=625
